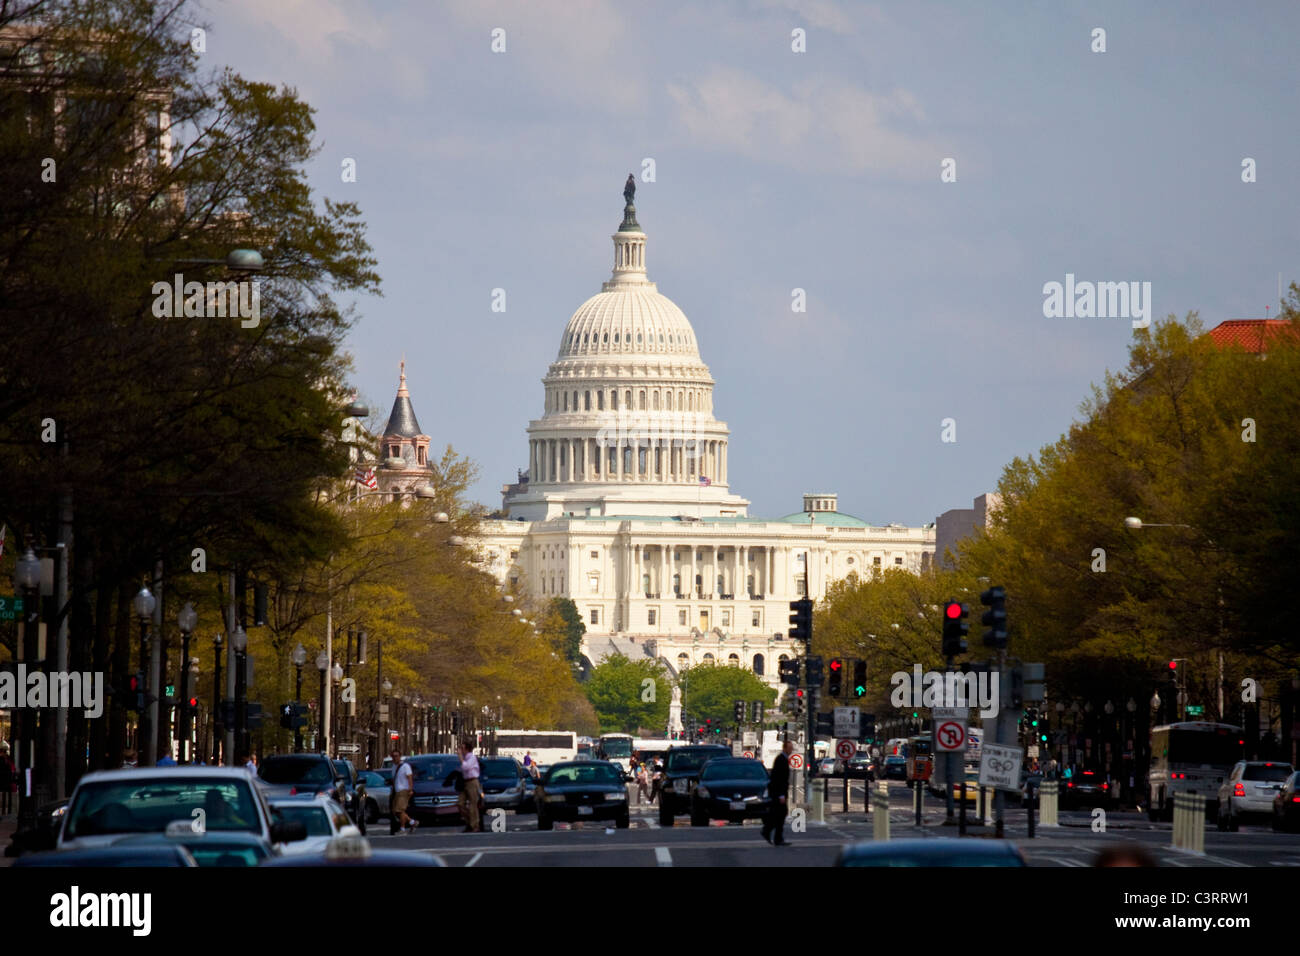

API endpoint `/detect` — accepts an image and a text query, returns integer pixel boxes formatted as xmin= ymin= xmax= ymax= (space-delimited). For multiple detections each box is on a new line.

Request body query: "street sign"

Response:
xmin=978 ymin=743 xmax=1024 ymax=792
xmin=742 ymin=750 xmax=755 ymax=759
xmin=935 ymin=720 xmax=966 ymax=752
xmin=836 ymin=738 xmax=856 ymax=760
xmin=336 ymin=743 xmax=360 ymax=753
xmin=0 ymin=595 xmax=23 ymax=621
xmin=833 ymin=706 xmax=860 ymax=738
xmin=788 ymin=753 xmax=804 ymax=770
xmin=1186 ymin=705 xmax=1204 ymax=716
xmin=742 ymin=731 xmax=758 ymax=746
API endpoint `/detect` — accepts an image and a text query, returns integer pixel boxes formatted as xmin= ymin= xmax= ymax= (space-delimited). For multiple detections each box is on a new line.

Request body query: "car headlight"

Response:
xmin=604 ymin=792 xmax=627 ymax=801
xmin=696 ymin=786 xmax=710 ymax=798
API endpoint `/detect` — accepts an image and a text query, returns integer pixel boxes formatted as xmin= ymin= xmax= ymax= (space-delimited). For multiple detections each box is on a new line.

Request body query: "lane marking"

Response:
xmin=655 ymin=847 xmax=672 ymax=867
xmin=465 ymin=852 xmax=483 ymax=868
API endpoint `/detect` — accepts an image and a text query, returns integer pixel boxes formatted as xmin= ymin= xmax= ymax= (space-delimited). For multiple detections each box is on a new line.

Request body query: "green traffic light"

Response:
xmin=1040 ymin=733 xmax=1047 ymax=742
xmin=911 ymin=711 xmax=918 ymax=718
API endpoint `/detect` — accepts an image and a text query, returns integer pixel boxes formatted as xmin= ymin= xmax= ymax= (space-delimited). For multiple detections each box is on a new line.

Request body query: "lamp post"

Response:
xmin=292 ymin=643 xmax=307 ymax=753
xmin=133 ymin=586 xmax=157 ymax=758
xmin=232 ymin=626 xmax=248 ymax=759
xmin=177 ymin=603 xmax=197 ymax=763
xmin=14 ymin=549 xmax=41 ymax=829
xmin=187 ymin=656 xmax=200 ymax=762
xmin=331 ymin=661 xmax=344 ymax=755
xmin=317 ymin=651 xmax=329 ymax=750
xmin=211 ymin=633 xmax=223 ymax=763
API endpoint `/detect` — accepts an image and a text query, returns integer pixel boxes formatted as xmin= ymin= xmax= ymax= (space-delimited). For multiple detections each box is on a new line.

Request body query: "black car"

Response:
xmin=1061 ymin=769 xmax=1112 ymax=810
xmin=258 ymin=754 xmax=347 ymax=809
xmin=480 ymin=756 xmax=529 ymax=813
xmin=1272 ymin=772 xmax=1300 ymax=833
xmin=332 ymin=759 xmax=368 ymax=832
xmin=115 ymin=829 xmax=273 ymax=867
xmin=881 ymin=755 xmax=908 ymax=781
xmin=4 ymin=798 xmax=69 ymax=857
xmin=658 ymin=745 xmax=731 ymax=826
xmin=13 ymin=844 xmax=198 ymax=867
xmin=690 ymin=758 xmax=772 ymax=825
xmin=536 ymin=760 xmax=629 ymax=829
xmin=846 ymin=753 xmax=875 ymax=779
xmin=408 ymin=754 xmax=464 ymax=825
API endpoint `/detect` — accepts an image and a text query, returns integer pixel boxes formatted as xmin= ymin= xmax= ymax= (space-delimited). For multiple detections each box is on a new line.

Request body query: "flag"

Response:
xmin=698 ymin=476 xmax=711 ymax=486
xmin=355 ymin=467 xmax=377 ymax=490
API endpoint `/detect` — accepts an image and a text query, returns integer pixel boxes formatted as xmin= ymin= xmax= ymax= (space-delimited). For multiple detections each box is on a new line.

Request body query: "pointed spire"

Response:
xmin=398 ymin=355 xmax=408 ymax=397
xmin=384 ymin=356 xmax=423 ymax=437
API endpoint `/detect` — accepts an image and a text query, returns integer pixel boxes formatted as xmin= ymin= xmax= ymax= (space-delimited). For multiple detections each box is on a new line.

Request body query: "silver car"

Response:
xmin=357 ymin=770 xmax=392 ymax=822
xmin=1217 ymin=760 xmax=1294 ymax=830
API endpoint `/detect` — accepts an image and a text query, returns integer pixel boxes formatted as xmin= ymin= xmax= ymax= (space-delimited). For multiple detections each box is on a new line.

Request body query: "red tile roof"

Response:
xmin=1205 ymin=319 xmax=1296 ymax=354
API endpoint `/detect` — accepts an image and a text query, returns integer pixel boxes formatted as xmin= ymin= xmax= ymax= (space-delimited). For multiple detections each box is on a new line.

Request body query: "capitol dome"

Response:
xmin=559 ymin=289 xmax=701 ymax=360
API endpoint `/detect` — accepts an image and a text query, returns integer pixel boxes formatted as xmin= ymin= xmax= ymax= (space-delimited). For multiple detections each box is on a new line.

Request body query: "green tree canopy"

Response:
xmin=677 ymin=661 xmax=777 ymax=731
xmin=584 ymin=653 xmax=671 ymax=734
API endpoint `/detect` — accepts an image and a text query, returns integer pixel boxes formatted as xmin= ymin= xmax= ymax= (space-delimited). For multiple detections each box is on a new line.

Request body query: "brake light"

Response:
xmin=1102 ymin=782 xmax=1108 ymax=790
xmin=1067 ymin=782 xmax=1073 ymax=788
xmin=1234 ymin=784 xmax=1245 ymax=797
xmin=289 ymin=787 xmax=298 ymax=796
xmin=1292 ymin=796 xmax=1300 ymax=803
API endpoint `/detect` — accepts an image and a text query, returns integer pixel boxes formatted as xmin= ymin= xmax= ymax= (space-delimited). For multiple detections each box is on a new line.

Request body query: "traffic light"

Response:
xmin=1010 ymin=668 xmax=1023 ymax=710
xmin=804 ymin=656 xmax=824 ymax=686
xmin=129 ymin=672 xmax=145 ymax=711
xmin=942 ymin=601 xmax=969 ymax=658
xmin=828 ymin=658 xmax=843 ymax=697
xmin=980 ymin=585 xmax=1007 ymax=648
xmin=734 ymin=699 xmax=746 ymax=722
xmin=750 ymin=701 xmax=765 ymax=724
xmin=788 ymin=599 xmax=813 ymax=642
xmin=188 ymin=696 xmax=198 ymax=710
xmin=852 ymin=660 xmax=867 ymax=698
xmin=253 ymin=583 xmax=268 ymax=627
xmin=792 ymin=688 xmax=805 ymax=718
xmin=281 ymin=702 xmax=295 ymax=729
xmin=779 ymin=658 xmax=800 ymax=686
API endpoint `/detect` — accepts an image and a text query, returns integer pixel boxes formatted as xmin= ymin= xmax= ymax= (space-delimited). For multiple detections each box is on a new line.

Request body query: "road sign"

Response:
xmin=935 ymin=720 xmax=966 ymax=752
xmin=1186 ymin=705 xmax=1204 ymax=716
xmin=336 ymin=743 xmax=360 ymax=753
xmin=742 ymin=750 xmax=755 ymax=759
xmin=0 ymin=596 xmax=23 ymax=621
xmin=789 ymin=753 xmax=804 ymax=770
xmin=978 ymin=743 xmax=1024 ymax=791
xmin=833 ymin=706 xmax=860 ymax=738
xmin=836 ymin=738 xmax=856 ymax=760
xmin=742 ymin=731 xmax=758 ymax=746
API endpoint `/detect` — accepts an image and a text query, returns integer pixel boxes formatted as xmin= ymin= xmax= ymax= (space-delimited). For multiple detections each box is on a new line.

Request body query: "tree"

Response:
xmin=584 ymin=653 xmax=671 ymax=734
xmin=547 ymin=597 xmax=586 ymax=666
xmin=677 ymin=661 xmax=777 ymax=732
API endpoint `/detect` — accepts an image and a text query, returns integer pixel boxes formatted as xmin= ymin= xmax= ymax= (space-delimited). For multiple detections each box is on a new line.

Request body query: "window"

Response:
xmin=797 ymin=553 xmax=806 ymax=565
xmin=895 ymin=557 xmax=904 ymax=565
xmin=560 ymin=574 xmax=565 ymax=591
xmin=597 ymin=392 xmax=604 ymax=410
xmin=510 ymin=550 xmax=518 ymax=560
xmin=648 ymin=609 xmax=657 ymax=626
xmin=563 ymin=392 xmax=569 ymax=410
xmin=753 ymin=654 xmax=764 ymax=675
xmin=717 ymin=574 xmax=725 ymax=592
xmin=847 ymin=556 xmax=854 ymax=564
xmin=703 ymin=653 xmax=714 ymax=662
xmin=752 ymin=609 xmax=761 ymax=627
xmin=746 ymin=574 xmax=754 ymax=593
xmin=588 ymin=574 xmax=599 ymax=593
xmin=611 ymin=391 xmax=618 ymax=410
xmin=672 ymin=574 xmax=681 ymax=595
xmin=873 ymin=556 xmax=881 ymax=567
xmin=678 ymin=610 xmax=687 ymax=626
xmin=590 ymin=550 xmax=599 ymax=559
xmin=510 ymin=576 xmax=518 ymax=589
xmin=796 ymin=579 xmax=806 ymax=597
xmin=642 ymin=573 xmax=651 ymax=593
xmin=695 ymin=574 xmax=703 ymax=591
xmin=584 ymin=391 xmax=591 ymax=410
xmin=417 ymin=448 xmax=427 ymax=465
xmin=677 ymin=653 xmax=689 ymax=669
xmin=728 ymin=654 xmax=739 ymax=667
xmin=638 ymin=390 xmax=646 ymax=410
xmin=721 ymin=610 xmax=730 ymax=627
xmin=589 ymin=608 xmax=599 ymax=625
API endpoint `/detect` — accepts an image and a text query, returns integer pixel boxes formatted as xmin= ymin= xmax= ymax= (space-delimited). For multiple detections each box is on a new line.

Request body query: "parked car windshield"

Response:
xmin=259 ymin=757 xmax=334 ymax=785
xmin=65 ymin=778 xmax=261 ymax=838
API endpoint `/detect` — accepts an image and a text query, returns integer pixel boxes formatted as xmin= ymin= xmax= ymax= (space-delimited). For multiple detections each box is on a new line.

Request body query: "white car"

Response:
xmin=1217 ymin=760 xmax=1294 ymax=831
xmin=268 ymin=794 xmax=361 ymax=855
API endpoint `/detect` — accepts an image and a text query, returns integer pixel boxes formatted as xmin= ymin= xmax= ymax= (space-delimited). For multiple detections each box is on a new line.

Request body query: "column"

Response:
xmin=662 ymin=545 xmax=670 ymax=596
xmin=615 ymin=438 xmax=623 ymax=480
xmin=738 ymin=545 xmax=747 ymax=596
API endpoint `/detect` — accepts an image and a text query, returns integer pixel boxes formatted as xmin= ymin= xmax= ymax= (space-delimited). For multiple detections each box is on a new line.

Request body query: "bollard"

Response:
xmin=1172 ymin=793 xmax=1206 ymax=854
xmin=983 ymin=787 xmax=995 ymax=827
xmin=1173 ymin=793 xmax=1186 ymax=849
xmin=1040 ymin=780 xmax=1058 ymax=826
xmin=959 ymin=782 xmax=967 ymax=835
xmin=812 ymin=779 xmax=825 ymax=823
xmin=872 ymin=782 xmax=890 ymax=841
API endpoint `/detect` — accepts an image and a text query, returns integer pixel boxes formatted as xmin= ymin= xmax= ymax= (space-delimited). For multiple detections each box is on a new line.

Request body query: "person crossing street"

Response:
xmin=390 ymin=750 xmax=417 ymax=835
xmin=761 ymin=739 xmax=793 ymax=846
xmin=458 ymin=739 xmax=483 ymax=832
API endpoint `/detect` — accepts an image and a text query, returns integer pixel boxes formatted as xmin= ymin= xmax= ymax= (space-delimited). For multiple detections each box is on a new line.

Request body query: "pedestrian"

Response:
xmin=389 ymin=749 xmax=417 ymax=835
xmin=457 ymin=739 xmax=483 ymax=832
xmin=636 ymin=762 xmax=650 ymax=805
xmin=761 ymin=739 xmax=793 ymax=846
xmin=523 ymin=750 xmax=538 ymax=779
xmin=157 ymin=751 xmax=176 ymax=766
xmin=120 ymin=749 xmax=138 ymax=769
xmin=0 ymin=743 xmax=15 ymax=816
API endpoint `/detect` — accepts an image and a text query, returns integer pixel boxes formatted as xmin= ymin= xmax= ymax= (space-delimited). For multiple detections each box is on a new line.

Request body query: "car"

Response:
xmin=815 ymin=756 xmax=839 ymax=776
xmin=1015 ymin=771 xmax=1043 ymax=808
xmin=535 ymin=760 xmax=629 ymax=829
xmin=480 ymin=756 xmax=530 ymax=812
xmin=258 ymin=754 xmax=348 ymax=810
xmin=267 ymin=794 xmax=361 ymax=855
xmin=357 ymin=770 xmax=392 ymax=822
xmin=57 ymin=767 xmax=307 ymax=851
xmin=407 ymin=754 xmax=465 ymax=825
xmin=114 ymin=822 xmax=274 ymax=866
xmin=881 ymin=755 xmax=908 ymax=781
xmin=690 ymin=757 xmax=772 ymax=825
xmin=1061 ymin=769 xmax=1112 ymax=810
xmin=259 ymin=833 xmax=446 ymax=867
xmin=1272 ymin=772 xmax=1300 ymax=833
xmin=332 ymin=758 xmax=368 ymax=830
xmin=658 ymin=745 xmax=731 ymax=826
xmin=952 ymin=770 xmax=981 ymax=803
xmin=835 ymin=837 xmax=1027 ymax=867
xmin=846 ymin=753 xmax=875 ymax=779
xmin=13 ymin=844 xmax=198 ymax=867
xmin=1218 ymin=761 xmax=1293 ymax=831
xmin=4 ymin=797 xmax=69 ymax=856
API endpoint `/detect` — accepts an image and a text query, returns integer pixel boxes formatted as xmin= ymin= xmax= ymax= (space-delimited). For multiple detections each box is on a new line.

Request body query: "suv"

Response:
xmin=658 ymin=745 xmax=731 ymax=826
xmin=258 ymin=755 xmax=348 ymax=810
xmin=1217 ymin=760 xmax=1294 ymax=831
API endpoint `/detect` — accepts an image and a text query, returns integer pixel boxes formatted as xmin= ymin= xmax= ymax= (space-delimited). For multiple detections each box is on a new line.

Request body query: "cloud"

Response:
xmin=667 ymin=68 xmax=940 ymax=177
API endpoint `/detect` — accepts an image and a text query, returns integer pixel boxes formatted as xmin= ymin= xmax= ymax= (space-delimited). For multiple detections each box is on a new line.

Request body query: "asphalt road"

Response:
xmin=366 ymin=781 xmax=1300 ymax=867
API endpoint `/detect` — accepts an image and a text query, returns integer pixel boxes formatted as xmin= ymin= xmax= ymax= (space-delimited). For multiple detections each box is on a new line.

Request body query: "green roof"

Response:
xmin=774 ymin=511 xmax=870 ymax=527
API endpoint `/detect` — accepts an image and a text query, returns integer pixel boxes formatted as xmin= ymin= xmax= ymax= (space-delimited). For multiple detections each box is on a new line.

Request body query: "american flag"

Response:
xmin=355 ymin=467 xmax=378 ymax=490
xmin=698 ymin=476 xmax=711 ymax=486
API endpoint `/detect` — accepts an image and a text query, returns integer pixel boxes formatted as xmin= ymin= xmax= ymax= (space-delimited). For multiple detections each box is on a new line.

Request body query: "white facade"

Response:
xmin=475 ymin=190 xmax=935 ymax=694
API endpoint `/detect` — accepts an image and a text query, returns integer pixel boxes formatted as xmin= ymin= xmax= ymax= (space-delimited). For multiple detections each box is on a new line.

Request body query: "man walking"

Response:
xmin=458 ymin=739 xmax=483 ymax=832
xmin=390 ymin=750 xmax=416 ymax=835
xmin=762 ymin=739 xmax=793 ymax=846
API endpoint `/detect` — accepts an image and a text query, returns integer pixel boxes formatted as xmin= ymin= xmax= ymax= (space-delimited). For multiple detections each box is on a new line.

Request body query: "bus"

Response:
xmin=490 ymin=730 xmax=578 ymax=767
xmin=1147 ymin=721 xmax=1244 ymax=821
xmin=597 ymin=733 xmax=634 ymax=775
xmin=577 ymin=736 xmax=595 ymax=760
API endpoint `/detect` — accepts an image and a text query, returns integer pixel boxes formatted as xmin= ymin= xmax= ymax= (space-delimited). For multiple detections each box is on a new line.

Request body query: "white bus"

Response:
xmin=490 ymin=730 xmax=578 ymax=768
xmin=597 ymin=733 xmax=634 ymax=775
xmin=1148 ymin=721 xmax=1244 ymax=821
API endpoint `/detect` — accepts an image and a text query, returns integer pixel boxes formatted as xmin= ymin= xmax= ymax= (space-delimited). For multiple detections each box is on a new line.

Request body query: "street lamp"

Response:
xmin=292 ymin=643 xmax=307 ymax=752
xmin=434 ymin=512 xmax=449 ymax=523
xmin=177 ymin=602 xmax=197 ymax=764
xmin=231 ymin=626 xmax=248 ymax=758
xmin=211 ymin=633 xmax=224 ymax=763
xmin=14 ymin=549 xmax=41 ymax=828
xmin=316 ymin=651 xmax=329 ymax=749
xmin=133 ymin=586 xmax=156 ymax=757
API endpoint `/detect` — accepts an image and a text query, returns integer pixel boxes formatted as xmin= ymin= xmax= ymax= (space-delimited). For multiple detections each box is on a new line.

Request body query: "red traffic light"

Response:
xmin=188 ymin=697 xmax=198 ymax=708
xmin=1168 ymin=660 xmax=1178 ymax=670
xmin=830 ymin=659 xmax=842 ymax=671
xmin=795 ymin=689 xmax=805 ymax=698
xmin=945 ymin=602 xmax=962 ymax=619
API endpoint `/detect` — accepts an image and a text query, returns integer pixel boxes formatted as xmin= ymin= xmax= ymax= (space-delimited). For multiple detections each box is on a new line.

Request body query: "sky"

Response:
xmin=204 ymin=0 xmax=1300 ymax=525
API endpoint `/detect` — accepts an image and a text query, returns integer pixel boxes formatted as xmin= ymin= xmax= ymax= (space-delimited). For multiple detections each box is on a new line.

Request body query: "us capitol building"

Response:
xmin=386 ymin=180 xmax=936 ymax=697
